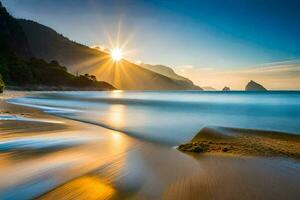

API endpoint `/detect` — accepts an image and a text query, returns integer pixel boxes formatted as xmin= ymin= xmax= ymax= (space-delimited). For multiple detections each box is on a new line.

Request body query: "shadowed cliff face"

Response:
xmin=18 ymin=19 xmax=201 ymax=90
xmin=245 ymin=80 xmax=267 ymax=91
xmin=0 ymin=2 xmax=32 ymax=59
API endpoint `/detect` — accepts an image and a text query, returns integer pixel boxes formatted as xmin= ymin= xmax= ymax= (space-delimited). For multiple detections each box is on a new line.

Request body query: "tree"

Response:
xmin=0 ymin=73 xmax=4 ymax=93
xmin=90 ymin=75 xmax=97 ymax=81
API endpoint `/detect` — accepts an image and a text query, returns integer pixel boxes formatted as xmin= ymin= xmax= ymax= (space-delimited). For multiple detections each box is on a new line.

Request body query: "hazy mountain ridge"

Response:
xmin=202 ymin=86 xmax=217 ymax=91
xmin=19 ymin=19 xmax=202 ymax=90
xmin=141 ymin=64 xmax=201 ymax=90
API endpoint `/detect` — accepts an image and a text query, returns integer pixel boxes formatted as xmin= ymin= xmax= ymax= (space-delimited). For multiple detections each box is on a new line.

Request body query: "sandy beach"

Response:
xmin=178 ymin=126 xmax=300 ymax=159
xmin=1 ymin=91 xmax=300 ymax=200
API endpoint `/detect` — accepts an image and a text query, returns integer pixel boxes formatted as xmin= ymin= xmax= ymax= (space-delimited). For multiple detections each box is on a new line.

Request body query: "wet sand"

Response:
xmin=178 ymin=126 xmax=300 ymax=160
xmin=1 ymin=91 xmax=300 ymax=199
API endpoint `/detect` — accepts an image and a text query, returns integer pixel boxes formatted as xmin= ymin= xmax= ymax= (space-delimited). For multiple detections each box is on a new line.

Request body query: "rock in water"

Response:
xmin=245 ymin=80 xmax=267 ymax=91
xmin=222 ymin=86 xmax=230 ymax=91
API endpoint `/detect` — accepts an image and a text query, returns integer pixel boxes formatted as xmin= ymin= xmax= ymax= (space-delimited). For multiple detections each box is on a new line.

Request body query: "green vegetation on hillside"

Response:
xmin=0 ymin=55 xmax=114 ymax=90
xmin=0 ymin=73 xmax=4 ymax=93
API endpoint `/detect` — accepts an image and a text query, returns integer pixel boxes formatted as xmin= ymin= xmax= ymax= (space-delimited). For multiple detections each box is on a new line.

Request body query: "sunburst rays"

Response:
xmin=70 ymin=19 xmax=140 ymax=89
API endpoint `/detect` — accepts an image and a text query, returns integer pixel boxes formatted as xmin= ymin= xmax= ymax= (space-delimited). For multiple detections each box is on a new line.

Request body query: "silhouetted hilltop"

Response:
xmin=19 ymin=19 xmax=201 ymax=90
xmin=141 ymin=64 xmax=202 ymax=90
xmin=1 ymin=57 xmax=114 ymax=90
xmin=0 ymin=2 xmax=114 ymax=91
xmin=245 ymin=80 xmax=267 ymax=91
xmin=0 ymin=2 xmax=32 ymax=59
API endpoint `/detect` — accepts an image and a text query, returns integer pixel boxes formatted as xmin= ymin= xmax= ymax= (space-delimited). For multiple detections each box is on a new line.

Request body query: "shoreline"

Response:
xmin=5 ymin=86 xmax=115 ymax=91
xmin=1 ymin=90 xmax=300 ymax=199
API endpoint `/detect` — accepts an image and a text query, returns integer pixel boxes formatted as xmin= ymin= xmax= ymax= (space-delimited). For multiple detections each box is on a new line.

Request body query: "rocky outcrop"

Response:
xmin=245 ymin=80 xmax=267 ymax=91
xmin=222 ymin=86 xmax=230 ymax=91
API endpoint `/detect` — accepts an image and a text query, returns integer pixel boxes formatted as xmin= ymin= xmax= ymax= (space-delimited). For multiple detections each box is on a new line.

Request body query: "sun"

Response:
xmin=111 ymin=48 xmax=123 ymax=61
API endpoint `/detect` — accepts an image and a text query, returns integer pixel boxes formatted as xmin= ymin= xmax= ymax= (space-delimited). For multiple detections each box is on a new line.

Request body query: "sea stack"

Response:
xmin=222 ymin=86 xmax=230 ymax=91
xmin=245 ymin=80 xmax=267 ymax=91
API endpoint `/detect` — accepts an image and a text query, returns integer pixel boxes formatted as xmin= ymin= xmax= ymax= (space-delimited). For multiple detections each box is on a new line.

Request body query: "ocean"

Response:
xmin=9 ymin=90 xmax=300 ymax=145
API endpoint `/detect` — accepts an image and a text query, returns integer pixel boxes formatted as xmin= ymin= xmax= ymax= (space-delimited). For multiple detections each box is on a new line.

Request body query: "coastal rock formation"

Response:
xmin=222 ymin=86 xmax=230 ymax=91
xmin=245 ymin=80 xmax=267 ymax=91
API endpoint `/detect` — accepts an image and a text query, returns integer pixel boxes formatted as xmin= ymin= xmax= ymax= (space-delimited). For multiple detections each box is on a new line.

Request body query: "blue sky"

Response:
xmin=2 ymin=0 xmax=300 ymax=89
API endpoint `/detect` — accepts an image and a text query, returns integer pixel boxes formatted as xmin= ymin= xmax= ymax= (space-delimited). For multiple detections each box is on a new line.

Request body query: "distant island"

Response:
xmin=222 ymin=86 xmax=231 ymax=91
xmin=245 ymin=80 xmax=267 ymax=91
xmin=0 ymin=2 xmax=114 ymax=91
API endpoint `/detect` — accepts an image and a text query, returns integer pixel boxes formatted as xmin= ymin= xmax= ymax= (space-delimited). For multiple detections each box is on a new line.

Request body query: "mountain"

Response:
xmin=141 ymin=64 xmax=201 ymax=90
xmin=245 ymin=80 xmax=267 ymax=91
xmin=18 ymin=19 xmax=201 ymax=90
xmin=0 ymin=2 xmax=32 ymax=59
xmin=0 ymin=2 xmax=114 ymax=91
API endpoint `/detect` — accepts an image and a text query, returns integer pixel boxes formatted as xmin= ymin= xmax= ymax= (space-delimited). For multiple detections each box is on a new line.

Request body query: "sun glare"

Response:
xmin=111 ymin=48 xmax=123 ymax=61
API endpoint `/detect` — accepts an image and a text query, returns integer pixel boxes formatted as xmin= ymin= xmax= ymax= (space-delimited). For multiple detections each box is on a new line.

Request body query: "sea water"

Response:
xmin=9 ymin=91 xmax=300 ymax=145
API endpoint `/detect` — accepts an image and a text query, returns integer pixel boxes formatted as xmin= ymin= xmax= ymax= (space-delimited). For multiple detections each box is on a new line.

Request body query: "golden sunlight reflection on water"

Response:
xmin=108 ymin=105 xmax=126 ymax=129
xmin=39 ymin=176 xmax=115 ymax=200
xmin=110 ymin=90 xmax=124 ymax=98
xmin=0 ymin=114 xmax=133 ymax=200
